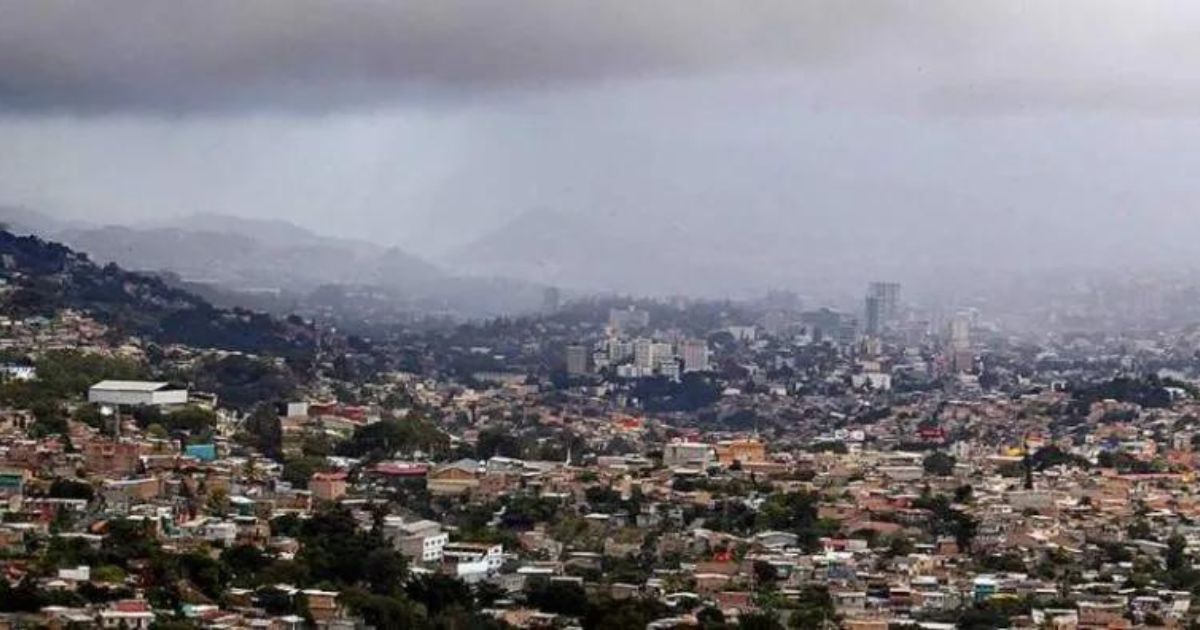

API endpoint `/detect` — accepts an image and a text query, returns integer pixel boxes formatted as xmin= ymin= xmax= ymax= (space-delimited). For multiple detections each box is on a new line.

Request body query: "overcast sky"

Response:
xmin=4 ymin=0 xmax=1200 ymax=277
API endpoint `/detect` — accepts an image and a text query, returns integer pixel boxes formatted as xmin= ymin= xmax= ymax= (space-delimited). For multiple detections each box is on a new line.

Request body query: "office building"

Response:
xmin=565 ymin=344 xmax=590 ymax=376
xmin=679 ymin=339 xmax=711 ymax=372
xmin=865 ymin=282 xmax=901 ymax=335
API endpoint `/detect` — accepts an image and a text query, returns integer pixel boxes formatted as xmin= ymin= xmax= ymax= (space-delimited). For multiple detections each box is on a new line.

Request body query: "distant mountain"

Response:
xmin=0 ymin=231 xmax=316 ymax=357
xmin=0 ymin=209 xmax=446 ymax=292
xmin=0 ymin=208 xmax=548 ymax=318
xmin=145 ymin=212 xmax=370 ymax=251
xmin=0 ymin=206 xmax=83 ymax=237
xmin=446 ymin=209 xmax=787 ymax=297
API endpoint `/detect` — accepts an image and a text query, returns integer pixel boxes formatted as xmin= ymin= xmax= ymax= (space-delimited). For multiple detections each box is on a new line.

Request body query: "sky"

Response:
xmin=4 ymin=1 xmax=1200 ymax=290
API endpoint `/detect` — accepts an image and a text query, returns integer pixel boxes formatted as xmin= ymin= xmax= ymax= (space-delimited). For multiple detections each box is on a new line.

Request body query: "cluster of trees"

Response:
xmin=1068 ymin=374 xmax=1193 ymax=414
xmin=628 ymin=373 xmax=722 ymax=412
xmin=1096 ymin=451 xmax=1169 ymax=474
xmin=469 ymin=426 xmax=585 ymax=462
xmin=912 ymin=492 xmax=978 ymax=551
xmin=191 ymin=355 xmax=297 ymax=411
xmin=757 ymin=492 xmax=840 ymax=552
xmin=922 ymin=452 xmax=956 ymax=476
xmin=335 ymin=412 xmax=450 ymax=461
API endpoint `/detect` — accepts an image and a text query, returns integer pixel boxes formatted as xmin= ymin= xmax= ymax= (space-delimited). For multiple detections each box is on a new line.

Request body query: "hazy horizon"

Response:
xmin=6 ymin=1 xmax=1200 ymax=299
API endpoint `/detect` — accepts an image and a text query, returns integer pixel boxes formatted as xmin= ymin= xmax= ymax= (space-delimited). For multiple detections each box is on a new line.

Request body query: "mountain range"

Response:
xmin=0 ymin=208 xmax=549 ymax=318
xmin=0 ymin=207 xmax=824 ymax=315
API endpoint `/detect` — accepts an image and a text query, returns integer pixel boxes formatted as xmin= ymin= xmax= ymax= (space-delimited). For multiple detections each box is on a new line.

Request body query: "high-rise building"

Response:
xmin=864 ymin=295 xmax=883 ymax=336
xmin=607 ymin=339 xmax=633 ymax=362
xmin=948 ymin=313 xmax=971 ymax=351
xmin=565 ymin=345 xmax=590 ymax=376
xmin=542 ymin=287 xmax=561 ymax=312
xmin=865 ymin=282 xmax=901 ymax=335
xmin=633 ymin=338 xmax=655 ymax=370
xmin=679 ymin=339 xmax=710 ymax=373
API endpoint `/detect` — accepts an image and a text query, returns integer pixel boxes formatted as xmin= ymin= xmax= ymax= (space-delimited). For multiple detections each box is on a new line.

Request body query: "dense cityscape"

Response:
xmin=9 ymin=3 xmax=1200 ymax=629
xmin=0 ymin=230 xmax=1196 ymax=629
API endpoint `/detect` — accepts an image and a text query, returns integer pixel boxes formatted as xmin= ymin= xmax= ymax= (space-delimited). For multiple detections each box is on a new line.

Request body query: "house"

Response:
xmin=443 ymin=542 xmax=504 ymax=582
xmin=99 ymin=600 xmax=155 ymax=629
xmin=310 ymin=472 xmax=347 ymax=502
xmin=716 ymin=439 xmax=766 ymax=466
xmin=83 ymin=440 xmax=141 ymax=477
xmin=391 ymin=519 xmax=449 ymax=563
xmin=663 ymin=442 xmax=715 ymax=469
xmin=303 ymin=589 xmax=341 ymax=624
xmin=427 ymin=459 xmax=480 ymax=496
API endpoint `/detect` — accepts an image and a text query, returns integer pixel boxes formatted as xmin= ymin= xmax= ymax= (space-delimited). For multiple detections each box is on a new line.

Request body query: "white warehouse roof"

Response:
xmin=90 ymin=380 xmax=173 ymax=392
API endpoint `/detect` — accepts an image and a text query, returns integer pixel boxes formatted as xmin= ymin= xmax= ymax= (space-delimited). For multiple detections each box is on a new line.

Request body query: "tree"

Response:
xmin=756 ymin=492 xmax=837 ymax=552
xmin=219 ymin=544 xmax=269 ymax=586
xmin=886 ymin=535 xmax=915 ymax=558
xmin=339 ymin=588 xmax=423 ymax=628
xmin=404 ymin=574 xmax=472 ymax=615
xmin=48 ymin=478 xmax=94 ymax=501
xmin=737 ymin=611 xmax=784 ymax=630
xmin=163 ymin=406 xmax=217 ymax=437
xmin=337 ymin=414 xmax=448 ymax=461
xmin=922 ymin=452 xmax=956 ymax=476
xmin=206 ymin=488 xmax=230 ymax=516
xmin=752 ymin=560 xmax=779 ymax=587
xmin=1167 ymin=533 xmax=1189 ymax=573
xmin=697 ymin=607 xmax=727 ymax=629
xmin=281 ymin=456 xmax=328 ymax=489
xmin=788 ymin=584 xmax=835 ymax=628
xmin=525 ymin=581 xmax=588 ymax=617
xmin=242 ymin=405 xmax=283 ymax=460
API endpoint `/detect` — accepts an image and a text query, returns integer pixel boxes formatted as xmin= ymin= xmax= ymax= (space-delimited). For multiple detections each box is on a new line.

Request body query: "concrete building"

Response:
xmin=392 ymin=519 xmax=449 ymax=563
xmin=309 ymin=471 xmax=347 ymax=502
xmin=565 ymin=345 xmax=590 ymax=376
xmin=663 ymin=441 xmax=716 ymax=469
xmin=865 ymin=282 xmax=901 ymax=335
xmin=679 ymin=339 xmax=710 ymax=373
xmin=88 ymin=381 xmax=188 ymax=407
xmin=633 ymin=339 xmax=655 ymax=371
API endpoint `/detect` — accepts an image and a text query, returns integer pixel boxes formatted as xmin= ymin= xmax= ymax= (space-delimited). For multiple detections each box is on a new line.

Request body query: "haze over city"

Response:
xmin=5 ymin=1 xmax=1200 ymax=300
xmin=11 ymin=4 xmax=1200 ymax=630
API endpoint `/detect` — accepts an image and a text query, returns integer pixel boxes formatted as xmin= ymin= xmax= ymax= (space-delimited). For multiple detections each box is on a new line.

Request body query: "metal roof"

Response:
xmin=89 ymin=380 xmax=172 ymax=392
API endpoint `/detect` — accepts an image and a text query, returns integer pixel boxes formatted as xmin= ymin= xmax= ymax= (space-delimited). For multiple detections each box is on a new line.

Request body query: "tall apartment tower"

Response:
xmin=679 ymin=339 xmax=711 ymax=373
xmin=865 ymin=282 xmax=901 ymax=335
xmin=565 ymin=345 xmax=590 ymax=376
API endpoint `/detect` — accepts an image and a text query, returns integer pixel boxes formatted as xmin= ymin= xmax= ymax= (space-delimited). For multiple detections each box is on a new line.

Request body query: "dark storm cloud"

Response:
xmin=8 ymin=1 xmax=1200 ymax=115
xmin=0 ymin=0 xmax=919 ymax=113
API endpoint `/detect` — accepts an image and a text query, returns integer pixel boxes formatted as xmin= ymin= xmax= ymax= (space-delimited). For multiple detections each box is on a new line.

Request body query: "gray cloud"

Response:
xmin=0 ymin=0 xmax=921 ymax=113
xmin=6 ymin=1 xmax=1200 ymax=115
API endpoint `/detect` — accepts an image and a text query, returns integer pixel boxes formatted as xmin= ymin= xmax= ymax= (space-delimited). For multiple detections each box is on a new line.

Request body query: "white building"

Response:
xmin=851 ymin=372 xmax=892 ymax=391
xmin=443 ymin=542 xmax=504 ymax=582
xmin=633 ymin=339 xmax=655 ymax=370
xmin=393 ymin=519 xmax=449 ymax=563
xmin=88 ymin=381 xmax=188 ymax=407
xmin=679 ymin=339 xmax=710 ymax=373
xmin=565 ymin=345 xmax=590 ymax=376
xmin=663 ymin=441 xmax=716 ymax=469
xmin=1 ymin=365 xmax=36 ymax=382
